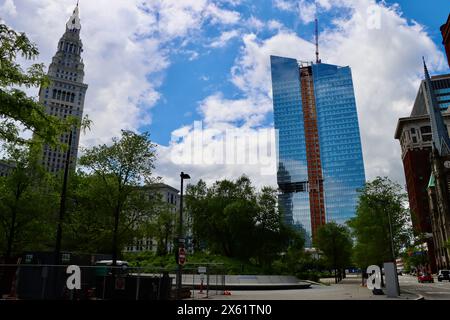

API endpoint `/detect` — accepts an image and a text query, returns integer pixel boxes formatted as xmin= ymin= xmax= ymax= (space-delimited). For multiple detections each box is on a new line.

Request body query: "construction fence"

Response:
xmin=0 ymin=263 xmax=226 ymax=300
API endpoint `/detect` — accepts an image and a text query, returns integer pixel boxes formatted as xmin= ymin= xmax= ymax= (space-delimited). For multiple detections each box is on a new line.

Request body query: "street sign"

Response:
xmin=178 ymin=247 xmax=186 ymax=266
xmin=115 ymin=276 xmax=126 ymax=290
xmin=198 ymin=266 xmax=207 ymax=274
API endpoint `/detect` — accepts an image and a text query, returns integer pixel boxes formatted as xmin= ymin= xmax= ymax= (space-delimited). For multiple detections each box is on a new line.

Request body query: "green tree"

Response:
xmin=142 ymin=196 xmax=177 ymax=256
xmin=0 ymin=144 xmax=58 ymax=259
xmin=348 ymin=177 xmax=413 ymax=271
xmin=77 ymin=130 xmax=158 ymax=264
xmin=314 ymin=222 xmax=353 ymax=283
xmin=254 ymin=187 xmax=293 ymax=268
xmin=403 ymin=245 xmax=429 ymax=272
xmin=0 ymin=23 xmax=79 ymax=145
xmin=186 ymin=176 xmax=294 ymax=268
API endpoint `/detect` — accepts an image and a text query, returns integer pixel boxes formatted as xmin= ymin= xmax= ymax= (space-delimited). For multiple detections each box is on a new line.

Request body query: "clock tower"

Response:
xmin=38 ymin=3 xmax=88 ymax=173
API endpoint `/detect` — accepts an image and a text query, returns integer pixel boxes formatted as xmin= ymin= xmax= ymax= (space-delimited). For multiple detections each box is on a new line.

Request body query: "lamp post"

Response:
xmin=387 ymin=209 xmax=395 ymax=262
xmin=54 ymin=129 xmax=74 ymax=265
xmin=176 ymin=172 xmax=190 ymax=299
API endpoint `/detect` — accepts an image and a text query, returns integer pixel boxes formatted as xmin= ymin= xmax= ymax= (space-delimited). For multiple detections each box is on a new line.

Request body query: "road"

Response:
xmin=399 ymin=274 xmax=450 ymax=300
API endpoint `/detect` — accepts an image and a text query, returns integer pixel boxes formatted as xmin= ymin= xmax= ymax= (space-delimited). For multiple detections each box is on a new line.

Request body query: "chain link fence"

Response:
xmin=181 ymin=263 xmax=226 ymax=299
xmin=0 ymin=262 xmax=226 ymax=300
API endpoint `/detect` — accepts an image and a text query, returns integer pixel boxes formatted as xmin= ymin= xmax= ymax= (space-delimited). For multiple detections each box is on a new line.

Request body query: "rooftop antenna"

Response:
xmin=315 ymin=2 xmax=321 ymax=64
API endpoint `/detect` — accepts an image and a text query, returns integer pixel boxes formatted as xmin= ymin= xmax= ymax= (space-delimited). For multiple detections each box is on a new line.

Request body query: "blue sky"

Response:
xmin=1 ymin=0 xmax=449 ymax=187
xmin=147 ymin=0 xmax=450 ymax=146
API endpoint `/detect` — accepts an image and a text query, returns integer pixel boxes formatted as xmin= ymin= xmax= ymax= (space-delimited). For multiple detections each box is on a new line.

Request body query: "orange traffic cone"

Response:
xmin=7 ymin=271 xmax=18 ymax=299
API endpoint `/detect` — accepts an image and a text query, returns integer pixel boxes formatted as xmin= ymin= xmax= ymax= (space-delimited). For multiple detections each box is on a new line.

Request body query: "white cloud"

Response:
xmin=273 ymin=0 xmax=348 ymax=25
xmin=198 ymin=93 xmax=271 ymax=127
xmin=3 ymin=0 xmax=243 ymax=150
xmin=209 ymin=30 xmax=240 ymax=48
xmin=298 ymin=0 xmax=317 ymax=24
xmin=231 ymin=32 xmax=314 ymax=96
xmin=267 ymin=20 xmax=284 ymax=31
xmin=0 ymin=0 xmax=16 ymax=17
xmin=4 ymin=0 xmax=448 ymax=190
xmin=273 ymin=0 xmax=296 ymax=11
xmin=157 ymin=0 xmax=447 ymax=189
xmin=319 ymin=1 xmax=446 ymax=184
xmin=206 ymin=2 xmax=241 ymax=25
xmin=246 ymin=16 xmax=265 ymax=31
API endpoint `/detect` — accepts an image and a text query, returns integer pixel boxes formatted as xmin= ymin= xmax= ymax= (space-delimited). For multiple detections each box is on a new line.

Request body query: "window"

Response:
xmin=61 ymin=253 xmax=71 ymax=263
xmin=420 ymin=126 xmax=431 ymax=134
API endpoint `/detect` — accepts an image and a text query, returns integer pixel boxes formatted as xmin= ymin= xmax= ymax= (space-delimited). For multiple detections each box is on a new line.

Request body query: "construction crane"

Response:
xmin=315 ymin=17 xmax=321 ymax=64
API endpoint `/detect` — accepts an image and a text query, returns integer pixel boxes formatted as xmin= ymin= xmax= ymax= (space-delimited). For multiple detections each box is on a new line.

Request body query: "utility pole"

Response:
xmin=176 ymin=172 xmax=190 ymax=299
xmin=54 ymin=129 xmax=73 ymax=265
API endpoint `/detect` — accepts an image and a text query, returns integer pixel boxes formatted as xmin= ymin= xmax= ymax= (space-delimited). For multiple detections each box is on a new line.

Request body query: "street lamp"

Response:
xmin=176 ymin=172 xmax=190 ymax=299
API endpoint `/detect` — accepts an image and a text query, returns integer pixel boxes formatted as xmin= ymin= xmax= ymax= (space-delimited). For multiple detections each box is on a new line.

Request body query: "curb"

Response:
xmin=302 ymin=280 xmax=323 ymax=286
xmin=401 ymin=290 xmax=425 ymax=301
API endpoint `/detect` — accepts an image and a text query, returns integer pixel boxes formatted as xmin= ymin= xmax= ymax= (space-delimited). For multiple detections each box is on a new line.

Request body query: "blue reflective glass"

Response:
xmin=271 ymin=56 xmax=366 ymax=247
xmin=271 ymin=56 xmax=311 ymax=245
xmin=312 ymin=63 xmax=366 ymax=226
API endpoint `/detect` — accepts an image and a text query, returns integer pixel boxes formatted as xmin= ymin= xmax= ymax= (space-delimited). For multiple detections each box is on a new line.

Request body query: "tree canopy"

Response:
xmin=0 ymin=143 xmax=58 ymax=259
xmin=348 ymin=177 xmax=413 ymax=268
xmin=186 ymin=176 xmax=300 ymax=267
xmin=314 ymin=222 xmax=353 ymax=283
xmin=77 ymin=130 xmax=158 ymax=264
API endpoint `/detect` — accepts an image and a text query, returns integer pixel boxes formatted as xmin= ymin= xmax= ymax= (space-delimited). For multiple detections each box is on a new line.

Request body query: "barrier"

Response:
xmin=0 ymin=264 xmax=173 ymax=300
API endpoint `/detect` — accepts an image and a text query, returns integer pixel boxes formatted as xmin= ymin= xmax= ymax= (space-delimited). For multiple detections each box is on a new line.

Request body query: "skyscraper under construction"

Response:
xmin=270 ymin=56 xmax=365 ymax=247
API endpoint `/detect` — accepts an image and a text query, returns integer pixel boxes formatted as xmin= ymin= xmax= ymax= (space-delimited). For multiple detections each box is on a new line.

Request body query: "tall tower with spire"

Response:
xmin=38 ymin=4 xmax=88 ymax=173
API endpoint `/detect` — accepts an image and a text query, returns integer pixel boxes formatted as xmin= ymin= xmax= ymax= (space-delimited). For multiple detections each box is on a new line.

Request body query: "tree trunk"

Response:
xmin=112 ymin=205 xmax=121 ymax=266
xmin=5 ymin=207 xmax=17 ymax=260
xmin=6 ymin=187 xmax=21 ymax=260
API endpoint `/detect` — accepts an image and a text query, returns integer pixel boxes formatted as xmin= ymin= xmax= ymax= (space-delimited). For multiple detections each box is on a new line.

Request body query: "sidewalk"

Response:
xmin=202 ymin=277 xmax=421 ymax=300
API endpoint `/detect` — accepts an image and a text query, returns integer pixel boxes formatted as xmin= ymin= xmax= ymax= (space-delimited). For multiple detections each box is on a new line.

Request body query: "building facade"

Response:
xmin=271 ymin=56 xmax=366 ymax=246
xmin=441 ymin=14 xmax=450 ymax=68
xmin=0 ymin=160 xmax=15 ymax=177
xmin=395 ymin=72 xmax=450 ymax=272
xmin=38 ymin=5 xmax=88 ymax=172
xmin=124 ymin=183 xmax=196 ymax=254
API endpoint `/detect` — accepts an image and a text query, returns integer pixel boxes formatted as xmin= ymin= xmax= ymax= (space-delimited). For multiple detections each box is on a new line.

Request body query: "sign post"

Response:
xmin=178 ymin=247 xmax=186 ymax=266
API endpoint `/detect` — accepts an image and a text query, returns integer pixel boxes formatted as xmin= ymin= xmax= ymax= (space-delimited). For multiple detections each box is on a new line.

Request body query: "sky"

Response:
xmin=1 ymin=0 xmax=449 ymax=189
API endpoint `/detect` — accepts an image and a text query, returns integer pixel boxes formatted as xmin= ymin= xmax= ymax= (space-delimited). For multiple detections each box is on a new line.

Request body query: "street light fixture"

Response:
xmin=176 ymin=172 xmax=190 ymax=299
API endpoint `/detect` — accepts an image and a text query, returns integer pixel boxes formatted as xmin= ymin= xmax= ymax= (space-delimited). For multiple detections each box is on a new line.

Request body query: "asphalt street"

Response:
xmin=399 ymin=274 xmax=450 ymax=300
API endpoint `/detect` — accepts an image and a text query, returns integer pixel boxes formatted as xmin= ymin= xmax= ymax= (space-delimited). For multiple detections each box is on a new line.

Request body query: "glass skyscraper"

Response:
xmin=271 ymin=55 xmax=365 ymax=247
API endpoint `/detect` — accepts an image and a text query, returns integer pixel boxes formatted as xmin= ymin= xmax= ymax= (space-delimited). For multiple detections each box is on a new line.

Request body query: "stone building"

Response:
xmin=38 ymin=4 xmax=88 ymax=173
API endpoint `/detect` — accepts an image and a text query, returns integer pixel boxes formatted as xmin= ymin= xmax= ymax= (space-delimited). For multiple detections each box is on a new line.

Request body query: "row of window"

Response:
xmin=59 ymin=41 xmax=82 ymax=55
xmin=52 ymin=89 xmax=76 ymax=103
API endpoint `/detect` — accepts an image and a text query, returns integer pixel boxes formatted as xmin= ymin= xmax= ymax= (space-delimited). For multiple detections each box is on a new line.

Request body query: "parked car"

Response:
xmin=418 ymin=273 xmax=434 ymax=283
xmin=437 ymin=270 xmax=450 ymax=282
xmin=95 ymin=260 xmax=129 ymax=276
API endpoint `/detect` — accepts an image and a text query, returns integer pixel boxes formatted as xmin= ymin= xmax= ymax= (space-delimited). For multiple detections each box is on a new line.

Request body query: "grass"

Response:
xmin=123 ymin=251 xmax=334 ymax=282
xmin=123 ymin=251 xmax=262 ymax=274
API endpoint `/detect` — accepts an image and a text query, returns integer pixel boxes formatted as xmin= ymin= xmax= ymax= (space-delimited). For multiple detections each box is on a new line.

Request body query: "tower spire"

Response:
xmin=66 ymin=2 xmax=81 ymax=31
xmin=423 ymin=57 xmax=450 ymax=156
xmin=314 ymin=4 xmax=321 ymax=64
xmin=315 ymin=18 xmax=319 ymax=63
